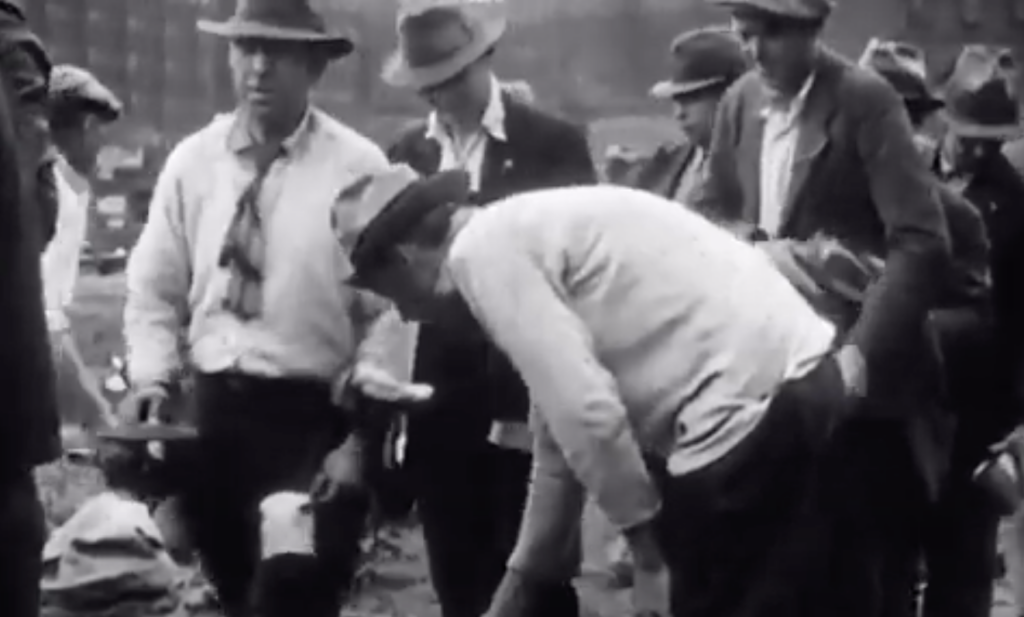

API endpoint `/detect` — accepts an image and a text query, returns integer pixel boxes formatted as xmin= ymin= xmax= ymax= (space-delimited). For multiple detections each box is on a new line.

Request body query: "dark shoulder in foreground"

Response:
xmin=503 ymin=95 xmax=590 ymax=145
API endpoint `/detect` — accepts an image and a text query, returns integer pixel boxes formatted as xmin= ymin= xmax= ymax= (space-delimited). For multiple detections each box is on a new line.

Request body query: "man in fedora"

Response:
xmin=606 ymin=26 xmax=749 ymax=204
xmin=929 ymin=46 xmax=1024 ymax=617
xmin=381 ymin=4 xmax=595 ymax=617
xmin=122 ymin=1 xmax=422 ymax=615
xmin=329 ymin=163 xmax=866 ymax=617
xmin=695 ymin=1 xmax=951 ymax=615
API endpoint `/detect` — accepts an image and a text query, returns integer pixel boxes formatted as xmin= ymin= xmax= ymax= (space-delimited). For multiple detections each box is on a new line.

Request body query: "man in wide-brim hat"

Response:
xmin=606 ymin=26 xmax=749 ymax=205
xmin=123 ymin=1 xmax=420 ymax=616
xmin=379 ymin=4 xmax=596 ymax=617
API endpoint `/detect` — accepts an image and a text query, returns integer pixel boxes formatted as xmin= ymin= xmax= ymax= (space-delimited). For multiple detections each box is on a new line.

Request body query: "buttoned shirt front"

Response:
xmin=125 ymin=108 xmax=412 ymax=388
xmin=426 ymin=75 xmax=507 ymax=192
xmin=759 ymin=74 xmax=815 ymax=236
xmin=42 ymin=156 xmax=90 ymax=332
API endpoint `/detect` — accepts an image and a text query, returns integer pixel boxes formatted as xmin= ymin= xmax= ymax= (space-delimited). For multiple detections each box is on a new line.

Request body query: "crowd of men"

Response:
xmin=6 ymin=0 xmax=1024 ymax=615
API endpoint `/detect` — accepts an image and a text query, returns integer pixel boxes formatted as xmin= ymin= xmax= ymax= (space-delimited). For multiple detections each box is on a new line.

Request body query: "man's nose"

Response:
xmin=743 ymin=37 xmax=766 ymax=65
xmin=250 ymin=49 xmax=273 ymax=74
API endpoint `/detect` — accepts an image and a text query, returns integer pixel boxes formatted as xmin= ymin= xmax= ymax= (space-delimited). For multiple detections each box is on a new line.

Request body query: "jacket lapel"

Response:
xmin=779 ymin=54 xmax=838 ymax=234
xmin=740 ymin=85 xmax=767 ymax=225
xmin=479 ymin=94 xmax=519 ymax=201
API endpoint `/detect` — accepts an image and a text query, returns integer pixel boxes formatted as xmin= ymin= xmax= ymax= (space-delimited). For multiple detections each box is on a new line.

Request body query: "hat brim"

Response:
xmin=382 ymin=19 xmax=506 ymax=91
xmin=197 ymin=19 xmax=355 ymax=58
xmin=650 ymin=76 xmax=728 ymax=100
xmin=347 ymin=170 xmax=471 ymax=286
xmin=943 ymin=111 xmax=1024 ymax=140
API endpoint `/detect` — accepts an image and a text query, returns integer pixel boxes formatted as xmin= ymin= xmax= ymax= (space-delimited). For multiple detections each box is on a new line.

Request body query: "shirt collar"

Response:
xmin=761 ymin=71 xmax=816 ymax=120
xmin=55 ymin=154 xmax=89 ymax=195
xmin=226 ymin=107 xmax=315 ymax=156
xmin=426 ymin=75 xmax=508 ymax=144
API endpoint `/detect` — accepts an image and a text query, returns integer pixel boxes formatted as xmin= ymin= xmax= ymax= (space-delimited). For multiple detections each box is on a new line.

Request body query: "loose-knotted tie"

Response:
xmin=219 ymin=144 xmax=283 ymax=320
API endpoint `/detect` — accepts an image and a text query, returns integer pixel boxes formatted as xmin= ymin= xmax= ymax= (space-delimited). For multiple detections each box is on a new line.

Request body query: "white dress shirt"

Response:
xmin=444 ymin=185 xmax=836 ymax=576
xmin=426 ymin=75 xmax=506 ymax=191
xmin=125 ymin=108 xmax=413 ymax=388
xmin=758 ymin=75 xmax=815 ymax=236
xmin=42 ymin=157 xmax=90 ymax=332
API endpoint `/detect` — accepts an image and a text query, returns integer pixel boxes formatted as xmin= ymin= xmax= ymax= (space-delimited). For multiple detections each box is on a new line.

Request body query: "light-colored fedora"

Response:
xmin=943 ymin=45 xmax=1022 ymax=140
xmin=383 ymin=1 xmax=508 ymax=91
xmin=197 ymin=0 xmax=355 ymax=59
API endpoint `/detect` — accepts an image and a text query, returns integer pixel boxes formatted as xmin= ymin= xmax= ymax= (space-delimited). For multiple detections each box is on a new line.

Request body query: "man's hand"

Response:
xmin=310 ymin=433 xmax=366 ymax=504
xmin=118 ymin=384 xmax=169 ymax=425
xmin=624 ymin=521 xmax=670 ymax=617
xmin=482 ymin=569 xmax=540 ymax=617
xmin=345 ymin=363 xmax=434 ymax=405
xmin=835 ymin=344 xmax=868 ymax=398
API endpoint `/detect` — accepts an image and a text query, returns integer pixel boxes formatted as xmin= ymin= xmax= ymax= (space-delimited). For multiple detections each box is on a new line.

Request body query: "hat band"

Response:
xmin=230 ymin=8 xmax=327 ymax=34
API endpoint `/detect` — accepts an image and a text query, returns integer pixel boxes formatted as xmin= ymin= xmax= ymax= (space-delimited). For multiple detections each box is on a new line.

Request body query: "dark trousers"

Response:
xmin=409 ymin=426 xmax=579 ymax=617
xmin=918 ymin=467 xmax=1000 ymax=617
xmin=179 ymin=372 xmax=367 ymax=617
xmin=650 ymin=357 xmax=848 ymax=617
xmin=0 ymin=469 xmax=46 ymax=617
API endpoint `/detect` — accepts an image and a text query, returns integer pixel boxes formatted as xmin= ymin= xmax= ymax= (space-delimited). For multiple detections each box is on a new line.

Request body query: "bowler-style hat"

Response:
xmin=708 ymin=0 xmax=834 ymax=22
xmin=943 ymin=45 xmax=1022 ymax=140
xmin=650 ymin=27 xmax=750 ymax=100
xmin=331 ymin=164 xmax=470 ymax=286
xmin=858 ymin=38 xmax=944 ymax=114
xmin=197 ymin=0 xmax=355 ymax=60
xmin=383 ymin=2 xmax=507 ymax=91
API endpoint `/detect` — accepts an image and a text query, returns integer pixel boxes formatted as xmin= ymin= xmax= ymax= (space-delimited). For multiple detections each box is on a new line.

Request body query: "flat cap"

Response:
xmin=708 ymin=0 xmax=834 ymax=22
xmin=48 ymin=64 xmax=123 ymax=121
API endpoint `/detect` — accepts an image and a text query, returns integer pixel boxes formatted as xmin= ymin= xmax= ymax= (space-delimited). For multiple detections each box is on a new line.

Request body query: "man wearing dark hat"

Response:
xmin=925 ymin=46 xmax=1024 ymax=617
xmin=857 ymin=40 xmax=998 ymax=617
xmin=606 ymin=26 xmax=749 ymax=203
xmin=122 ymin=1 xmax=421 ymax=615
xmin=695 ymin=1 xmax=951 ymax=615
xmin=330 ymin=163 xmax=862 ymax=617
xmin=382 ymin=4 xmax=596 ymax=617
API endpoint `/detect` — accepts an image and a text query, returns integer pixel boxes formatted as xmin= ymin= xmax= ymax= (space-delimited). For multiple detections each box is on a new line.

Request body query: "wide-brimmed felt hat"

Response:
xmin=858 ymin=38 xmax=944 ymax=113
xmin=708 ymin=0 xmax=834 ymax=22
xmin=383 ymin=2 xmax=508 ymax=91
xmin=651 ymin=27 xmax=749 ymax=100
xmin=197 ymin=0 xmax=354 ymax=59
xmin=49 ymin=64 xmax=123 ymax=122
xmin=943 ymin=45 xmax=1022 ymax=140
xmin=331 ymin=163 xmax=470 ymax=287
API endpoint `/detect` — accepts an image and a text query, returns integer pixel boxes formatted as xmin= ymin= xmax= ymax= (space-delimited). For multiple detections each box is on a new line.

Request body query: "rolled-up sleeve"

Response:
xmin=352 ymin=290 xmax=417 ymax=383
xmin=124 ymin=149 xmax=192 ymax=387
xmin=448 ymin=235 xmax=661 ymax=536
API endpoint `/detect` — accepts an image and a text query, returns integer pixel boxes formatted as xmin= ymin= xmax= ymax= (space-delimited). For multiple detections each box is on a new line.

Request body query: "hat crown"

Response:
xmin=665 ymin=27 xmax=749 ymax=94
xmin=858 ymin=38 xmax=933 ymax=102
xmin=945 ymin=45 xmax=1019 ymax=129
xmin=229 ymin=0 xmax=327 ymax=34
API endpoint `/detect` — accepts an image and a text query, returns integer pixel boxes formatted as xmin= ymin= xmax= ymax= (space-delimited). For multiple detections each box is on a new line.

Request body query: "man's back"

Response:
xmin=449 ymin=185 xmax=835 ymax=474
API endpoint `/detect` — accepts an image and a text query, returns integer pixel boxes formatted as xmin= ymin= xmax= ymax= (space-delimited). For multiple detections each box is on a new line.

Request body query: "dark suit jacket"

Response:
xmin=603 ymin=141 xmax=698 ymax=199
xmin=695 ymin=48 xmax=950 ymax=387
xmin=388 ymin=95 xmax=596 ymax=451
xmin=0 ymin=71 xmax=59 ymax=474
xmin=694 ymin=48 xmax=952 ymax=496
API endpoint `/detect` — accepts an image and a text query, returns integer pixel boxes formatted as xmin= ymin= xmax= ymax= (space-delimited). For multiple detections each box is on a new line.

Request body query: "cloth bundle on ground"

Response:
xmin=41 ymin=491 xmax=186 ymax=617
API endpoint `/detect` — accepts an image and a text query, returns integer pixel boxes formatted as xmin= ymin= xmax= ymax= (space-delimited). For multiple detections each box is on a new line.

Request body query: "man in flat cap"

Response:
xmin=606 ymin=26 xmax=749 ymax=204
xmin=696 ymin=1 xmax=951 ymax=614
xmin=45 ymin=64 xmax=123 ymax=434
xmin=122 ymin=0 xmax=419 ymax=615
xmin=329 ymin=164 xmax=866 ymax=617
xmin=381 ymin=3 xmax=595 ymax=617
